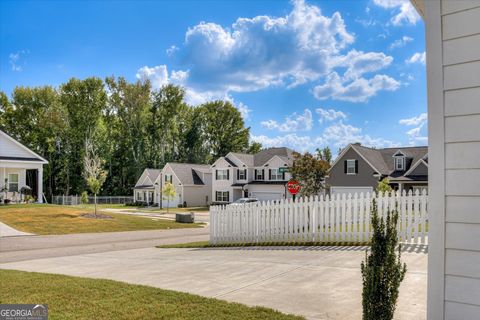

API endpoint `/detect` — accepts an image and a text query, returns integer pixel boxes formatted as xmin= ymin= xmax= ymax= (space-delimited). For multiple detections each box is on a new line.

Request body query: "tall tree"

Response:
xmin=246 ymin=141 xmax=262 ymax=154
xmin=290 ymin=151 xmax=330 ymax=197
xmin=316 ymin=146 xmax=332 ymax=164
xmin=60 ymin=77 xmax=107 ymax=195
xmin=197 ymin=100 xmax=249 ymax=162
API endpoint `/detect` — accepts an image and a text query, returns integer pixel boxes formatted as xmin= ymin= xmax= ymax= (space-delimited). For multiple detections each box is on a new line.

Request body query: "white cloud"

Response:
xmin=331 ymin=49 xmax=394 ymax=80
xmin=399 ymin=112 xmax=428 ymax=145
xmin=406 ymin=51 xmax=426 ymax=65
xmin=251 ymin=134 xmax=317 ymax=152
xmin=166 ymin=45 xmax=179 ymax=56
xmin=315 ymin=108 xmax=347 ymax=123
xmin=373 ymin=0 xmax=420 ymax=26
xmin=389 ymin=36 xmax=413 ymax=49
xmin=399 ymin=112 xmax=427 ymax=125
xmin=136 ymin=65 xmax=170 ymax=88
xmin=9 ymin=50 xmax=28 ymax=71
xmin=312 ymin=72 xmax=400 ymax=102
xmin=261 ymin=109 xmax=313 ymax=132
xmin=252 ymin=120 xmax=398 ymax=152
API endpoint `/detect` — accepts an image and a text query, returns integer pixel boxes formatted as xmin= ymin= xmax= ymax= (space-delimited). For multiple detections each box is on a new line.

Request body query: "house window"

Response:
xmin=215 ymin=191 xmax=229 ymax=202
xmin=216 ymin=169 xmax=229 ymax=180
xmin=165 ymin=175 xmax=173 ymax=183
xmin=8 ymin=174 xmax=18 ymax=192
xmin=395 ymin=157 xmax=404 ymax=171
xmin=255 ymin=169 xmax=264 ymax=180
xmin=238 ymin=169 xmax=246 ymax=180
xmin=270 ymin=169 xmax=283 ymax=180
xmin=137 ymin=192 xmax=141 ymax=200
xmin=346 ymin=160 xmax=357 ymax=175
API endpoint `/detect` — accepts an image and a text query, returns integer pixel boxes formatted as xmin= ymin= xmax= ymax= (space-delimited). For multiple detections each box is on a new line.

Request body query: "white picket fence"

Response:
xmin=210 ymin=190 xmax=428 ymax=245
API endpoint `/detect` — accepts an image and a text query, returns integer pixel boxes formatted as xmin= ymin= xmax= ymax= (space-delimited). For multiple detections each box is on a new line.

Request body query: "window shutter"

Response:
xmin=254 ymin=169 xmax=257 ymax=180
xmin=269 ymin=169 xmax=272 ymax=180
xmin=344 ymin=161 xmax=347 ymax=173
xmin=237 ymin=169 xmax=239 ymax=180
xmin=227 ymin=170 xmax=230 ymax=180
xmin=262 ymin=169 xmax=265 ymax=180
xmin=170 ymin=175 xmax=173 ymax=183
xmin=282 ymin=171 xmax=285 ymax=180
xmin=355 ymin=160 xmax=358 ymax=174
xmin=216 ymin=170 xmax=218 ymax=180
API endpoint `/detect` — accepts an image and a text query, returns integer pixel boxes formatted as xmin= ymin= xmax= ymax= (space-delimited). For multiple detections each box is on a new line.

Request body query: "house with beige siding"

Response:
xmin=211 ymin=147 xmax=294 ymax=203
xmin=410 ymin=0 xmax=480 ymax=319
xmin=0 ymin=130 xmax=48 ymax=203
xmin=133 ymin=163 xmax=211 ymax=207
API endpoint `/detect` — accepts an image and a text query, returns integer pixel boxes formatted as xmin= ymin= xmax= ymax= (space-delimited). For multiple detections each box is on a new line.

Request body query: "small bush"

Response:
xmin=80 ymin=191 xmax=89 ymax=205
xmin=361 ymin=200 xmax=407 ymax=320
xmin=125 ymin=201 xmax=147 ymax=207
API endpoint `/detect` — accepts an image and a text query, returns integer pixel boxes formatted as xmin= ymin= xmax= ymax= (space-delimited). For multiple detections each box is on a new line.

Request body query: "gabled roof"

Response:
xmin=222 ymin=147 xmax=295 ymax=168
xmin=332 ymin=144 xmax=428 ymax=178
xmin=0 ymin=130 xmax=48 ymax=164
xmin=253 ymin=147 xmax=295 ymax=166
xmin=145 ymin=169 xmax=162 ymax=182
xmin=166 ymin=163 xmax=211 ymax=185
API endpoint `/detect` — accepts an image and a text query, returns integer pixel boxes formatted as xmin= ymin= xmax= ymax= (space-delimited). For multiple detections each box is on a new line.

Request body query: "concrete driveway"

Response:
xmin=0 ymin=243 xmax=427 ymax=320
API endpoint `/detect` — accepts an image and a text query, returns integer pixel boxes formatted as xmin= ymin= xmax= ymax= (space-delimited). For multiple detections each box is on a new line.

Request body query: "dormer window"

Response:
xmin=395 ymin=157 xmax=405 ymax=171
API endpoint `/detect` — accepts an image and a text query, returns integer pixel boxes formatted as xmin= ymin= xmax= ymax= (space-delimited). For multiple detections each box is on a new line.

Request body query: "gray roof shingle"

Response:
xmin=167 ymin=163 xmax=211 ymax=185
xmin=227 ymin=148 xmax=295 ymax=167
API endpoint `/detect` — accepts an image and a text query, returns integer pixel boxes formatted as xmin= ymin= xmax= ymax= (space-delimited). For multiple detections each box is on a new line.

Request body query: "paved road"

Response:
xmin=0 ymin=227 xmax=209 ymax=263
xmin=0 ymin=242 xmax=427 ymax=320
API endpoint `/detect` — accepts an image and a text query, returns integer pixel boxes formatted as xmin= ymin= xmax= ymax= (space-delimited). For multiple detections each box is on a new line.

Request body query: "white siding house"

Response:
xmin=133 ymin=163 xmax=212 ymax=207
xmin=412 ymin=1 xmax=480 ymax=318
xmin=0 ymin=130 xmax=48 ymax=203
xmin=211 ymin=148 xmax=294 ymax=203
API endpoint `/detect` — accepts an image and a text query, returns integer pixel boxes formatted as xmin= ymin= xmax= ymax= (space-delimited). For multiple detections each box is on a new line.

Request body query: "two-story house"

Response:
xmin=327 ymin=143 xmax=428 ymax=195
xmin=211 ymin=147 xmax=295 ymax=203
xmin=133 ymin=162 xmax=212 ymax=207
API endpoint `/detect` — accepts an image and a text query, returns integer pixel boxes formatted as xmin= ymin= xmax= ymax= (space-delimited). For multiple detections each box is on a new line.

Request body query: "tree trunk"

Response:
xmin=94 ymin=193 xmax=97 ymax=218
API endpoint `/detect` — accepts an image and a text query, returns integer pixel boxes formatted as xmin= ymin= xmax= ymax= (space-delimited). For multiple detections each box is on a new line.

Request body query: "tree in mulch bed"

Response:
xmin=361 ymin=199 xmax=407 ymax=320
xmin=83 ymin=139 xmax=107 ymax=218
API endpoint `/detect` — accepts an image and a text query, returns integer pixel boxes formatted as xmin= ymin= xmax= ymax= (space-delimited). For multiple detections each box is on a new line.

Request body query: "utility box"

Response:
xmin=176 ymin=212 xmax=195 ymax=223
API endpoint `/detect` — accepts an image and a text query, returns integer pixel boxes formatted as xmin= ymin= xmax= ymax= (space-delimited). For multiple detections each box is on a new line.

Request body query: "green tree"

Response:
xmin=361 ymin=200 xmax=407 ymax=320
xmin=376 ymin=178 xmax=393 ymax=194
xmin=316 ymin=146 xmax=332 ymax=164
xmin=198 ymin=100 xmax=249 ymax=162
xmin=162 ymin=182 xmax=177 ymax=214
xmin=80 ymin=191 xmax=89 ymax=205
xmin=246 ymin=141 xmax=262 ymax=154
xmin=60 ymin=77 xmax=107 ymax=195
xmin=83 ymin=139 xmax=107 ymax=217
xmin=290 ymin=152 xmax=330 ymax=197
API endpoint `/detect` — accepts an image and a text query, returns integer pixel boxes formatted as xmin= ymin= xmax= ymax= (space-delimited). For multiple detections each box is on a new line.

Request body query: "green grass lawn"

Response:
xmin=0 ymin=269 xmax=303 ymax=320
xmin=146 ymin=206 xmax=209 ymax=213
xmin=0 ymin=204 xmax=202 ymax=235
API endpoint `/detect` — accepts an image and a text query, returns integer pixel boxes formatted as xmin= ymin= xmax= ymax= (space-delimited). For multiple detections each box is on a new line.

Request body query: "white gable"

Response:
xmin=0 ymin=130 xmax=47 ymax=162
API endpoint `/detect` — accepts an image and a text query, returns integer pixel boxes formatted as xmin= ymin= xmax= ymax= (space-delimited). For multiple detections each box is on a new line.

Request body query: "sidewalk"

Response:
xmin=0 ymin=221 xmax=33 ymax=237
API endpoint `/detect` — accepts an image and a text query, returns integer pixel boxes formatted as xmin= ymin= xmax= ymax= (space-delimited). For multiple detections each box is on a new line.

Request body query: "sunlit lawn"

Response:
xmin=0 ymin=269 xmax=303 ymax=320
xmin=0 ymin=204 xmax=202 ymax=235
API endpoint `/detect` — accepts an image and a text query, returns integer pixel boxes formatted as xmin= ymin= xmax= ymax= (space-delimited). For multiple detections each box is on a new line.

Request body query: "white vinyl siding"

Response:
xmin=426 ymin=1 xmax=480 ymax=318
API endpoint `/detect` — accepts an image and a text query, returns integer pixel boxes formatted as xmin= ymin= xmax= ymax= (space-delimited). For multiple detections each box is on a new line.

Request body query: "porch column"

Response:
xmin=146 ymin=191 xmax=150 ymax=204
xmin=133 ymin=190 xmax=136 ymax=202
xmin=398 ymin=183 xmax=403 ymax=193
xmin=37 ymin=167 xmax=43 ymax=203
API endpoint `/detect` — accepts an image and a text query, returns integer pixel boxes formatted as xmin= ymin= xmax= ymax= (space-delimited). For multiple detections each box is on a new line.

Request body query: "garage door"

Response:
xmin=251 ymin=192 xmax=283 ymax=202
xmin=330 ymin=187 xmax=373 ymax=196
xmin=163 ymin=195 xmax=180 ymax=208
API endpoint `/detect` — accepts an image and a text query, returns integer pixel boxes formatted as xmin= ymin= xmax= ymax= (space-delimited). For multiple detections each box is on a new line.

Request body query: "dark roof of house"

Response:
xmin=248 ymin=181 xmax=288 ymax=185
xmin=134 ymin=185 xmax=155 ymax=189
xmin=226 ymin=147 xmax=295 ymax=167
xmin=349 ymin=144 xmax=428 ymax=178
xmin=224 ymin=157 xmax=238 ymax=167
xmin=0 ymin=156 xmax=44 ymax=162
xmin=167 ymin=162 xmax=211 ymax=185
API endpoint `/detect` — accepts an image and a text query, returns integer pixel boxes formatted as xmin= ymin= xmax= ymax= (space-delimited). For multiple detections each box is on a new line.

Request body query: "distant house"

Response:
xmin=327 ymin=143 xmax=428 ymax=195
xmin=211 ymin=147 xmax=294 ymax=203
xmin=0 ymin=130 xmax=48 ymax=203
xmin=133 ymin=163 xmax=212 ymax=207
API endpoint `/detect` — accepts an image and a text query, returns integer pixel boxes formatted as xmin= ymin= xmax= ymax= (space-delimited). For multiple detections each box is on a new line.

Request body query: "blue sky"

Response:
xmin=1 ymin=0 xmax=427 ymax=153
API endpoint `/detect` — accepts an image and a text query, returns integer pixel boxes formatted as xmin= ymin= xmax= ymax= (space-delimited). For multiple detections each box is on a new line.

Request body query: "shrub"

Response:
xmin=361 ymin=200 xmax=407 ymax=320
xmin=80 ymin=191 xmax=89 ymax=205
xmin=177 ymin=204 xmax=183 ymax=208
